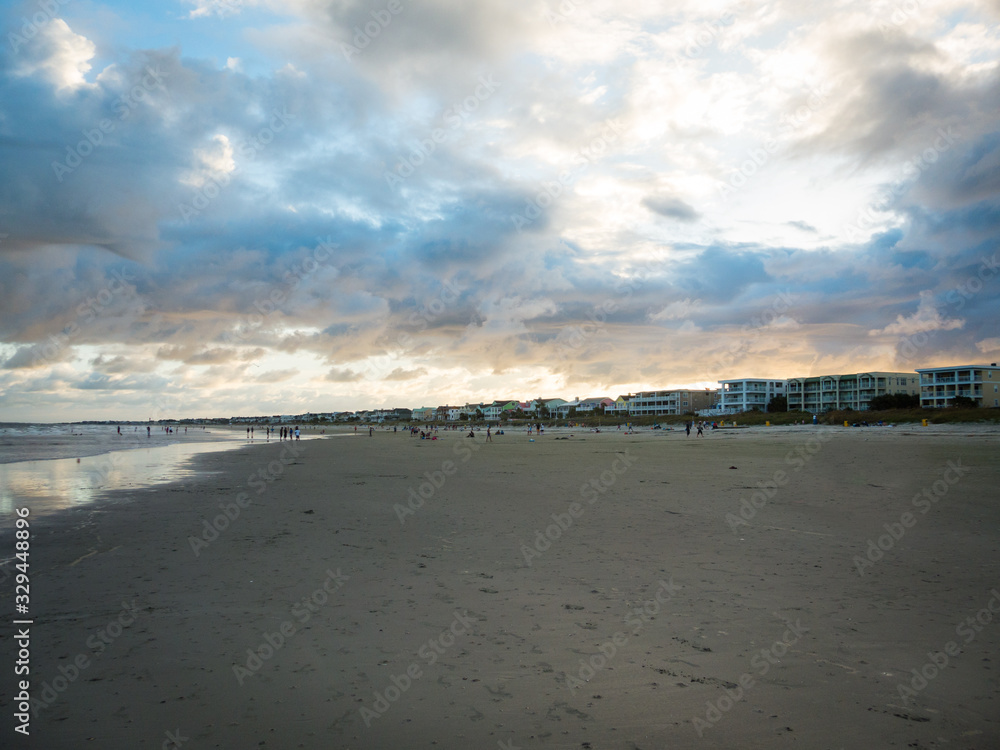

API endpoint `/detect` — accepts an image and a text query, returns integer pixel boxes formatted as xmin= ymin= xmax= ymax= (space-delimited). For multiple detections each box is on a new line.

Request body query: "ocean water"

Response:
xmin=0 ymin=423 xmax=318 ymax=528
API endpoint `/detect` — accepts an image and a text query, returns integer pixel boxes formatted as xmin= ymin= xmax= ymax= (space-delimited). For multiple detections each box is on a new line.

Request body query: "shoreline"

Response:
xmin=0 ymin=432 xmax=327 ymax=531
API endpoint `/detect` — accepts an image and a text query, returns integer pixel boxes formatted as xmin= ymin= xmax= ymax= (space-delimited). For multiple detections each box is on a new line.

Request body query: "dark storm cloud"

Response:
xmin=642 ymin=195 xmax=700 ymax=222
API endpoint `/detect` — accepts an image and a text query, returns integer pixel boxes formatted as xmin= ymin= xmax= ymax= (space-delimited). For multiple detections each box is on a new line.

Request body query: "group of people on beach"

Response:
xmin=247 ymin=426 xmax=299 ymax=440
xmin=116 ymin=424 xmax=186 ymax=437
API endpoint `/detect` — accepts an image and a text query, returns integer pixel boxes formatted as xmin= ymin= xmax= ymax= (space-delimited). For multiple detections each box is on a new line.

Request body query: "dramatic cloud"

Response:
xmin=1 ymin=0 xmax=998 ymax=420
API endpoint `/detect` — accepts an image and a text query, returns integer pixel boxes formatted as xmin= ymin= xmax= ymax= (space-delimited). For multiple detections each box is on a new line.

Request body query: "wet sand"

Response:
xmin=2 ymin=426 xmax=999 ymax=749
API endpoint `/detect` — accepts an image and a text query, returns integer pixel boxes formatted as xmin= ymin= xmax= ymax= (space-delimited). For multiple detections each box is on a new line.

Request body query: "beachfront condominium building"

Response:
xmin=718 ymin=379 xmax=788 ymax=413
xmin=616 ymin=389 xmax=715 ymax=416
xmin=786 ymin=371 xmax=918 ymax=412
xmin=916 ymin=364 xmax=1000 ymax=408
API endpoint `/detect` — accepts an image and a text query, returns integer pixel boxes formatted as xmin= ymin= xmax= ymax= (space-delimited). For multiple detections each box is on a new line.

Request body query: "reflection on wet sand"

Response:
xmin=0 ymin=441 xmax=250 ymax=526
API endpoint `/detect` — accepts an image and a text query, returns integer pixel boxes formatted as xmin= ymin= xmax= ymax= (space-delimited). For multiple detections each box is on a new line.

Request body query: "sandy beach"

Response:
xmin=2 ymin=425 xmax=999 ymax=749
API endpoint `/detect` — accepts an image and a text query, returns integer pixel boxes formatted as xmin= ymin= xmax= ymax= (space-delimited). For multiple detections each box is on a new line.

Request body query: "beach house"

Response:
xmin=606 ymin=395 xmax=631 ymax=415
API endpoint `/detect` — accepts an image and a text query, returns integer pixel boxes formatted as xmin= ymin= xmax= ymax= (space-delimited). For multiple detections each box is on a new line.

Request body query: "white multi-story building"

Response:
xmin=916 ymin=364 xmax=1000 ymax=408
xmin=717 ymin=379 xmax=787 ymax=413
xmin=786 ymin=372 xmax=918 ymax=412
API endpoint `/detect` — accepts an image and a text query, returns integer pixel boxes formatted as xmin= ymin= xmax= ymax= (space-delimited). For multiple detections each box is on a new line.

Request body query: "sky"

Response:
xmin=1 ymin=0 xmax=999 ymax=422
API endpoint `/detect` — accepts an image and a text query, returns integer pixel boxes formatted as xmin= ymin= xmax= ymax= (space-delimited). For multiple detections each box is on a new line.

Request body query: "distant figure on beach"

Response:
xmin=696 ymin=422 xmax=704 ymax=437
xmin=685 ymin=422 xmax=691 ymax=436
xmin=147 ymin=426 xmax=150 ymax=437
xmin=486 ymin=426 xmax=492 ymax=442
xmin=467 ymin=429 xmax=475 ymax=438
xmin=117 ymin=425 xmax=121 ymax=435
xmin=247 ymin=427 xmax=250 ymax=438
xmin=369 ymin=426 xmax=373 ymax=437
xmin=295 ymin=426 xmax=300 ymax=440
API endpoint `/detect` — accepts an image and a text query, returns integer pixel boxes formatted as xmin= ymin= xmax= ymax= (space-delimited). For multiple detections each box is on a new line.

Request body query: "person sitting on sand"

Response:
xmin=467 ymin=429 xmax=475 ymax=438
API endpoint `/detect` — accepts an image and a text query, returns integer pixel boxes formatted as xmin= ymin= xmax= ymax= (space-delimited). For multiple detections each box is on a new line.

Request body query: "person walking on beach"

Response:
xmin=685 ymin=421 xmax=691 ymax=436
xmin=295 ymin=426 xmax=300 ymax=440
xmin=147 ymin=425 xmax=150 ymax=438
xmin=696 ymin=422 xmax=704 ymax=437
xmin=486 ymin=425 xmax=492 ymax=442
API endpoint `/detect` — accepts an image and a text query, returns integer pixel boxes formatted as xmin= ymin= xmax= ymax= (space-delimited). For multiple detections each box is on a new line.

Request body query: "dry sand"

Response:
xmin=2 ymin=425 xmax=999 ymax=749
